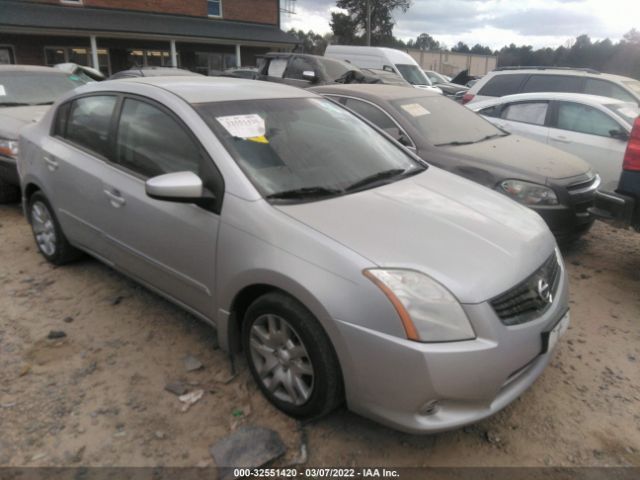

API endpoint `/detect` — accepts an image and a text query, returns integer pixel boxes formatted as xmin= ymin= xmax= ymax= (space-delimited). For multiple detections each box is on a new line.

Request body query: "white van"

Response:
xmin=325 ymin=45 xmax=442 ymax=93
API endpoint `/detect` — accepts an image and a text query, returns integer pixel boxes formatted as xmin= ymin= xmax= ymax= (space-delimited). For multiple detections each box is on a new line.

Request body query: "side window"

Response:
xmin=285 ymin=57 xmax=316 ymax=80
xmin=501 ymin=101 xmax=548 ymax=126
xmin=64 ymin=95 xmax=117 ymax=157
xmin=267 ymin=58 xmax=288 ymax=78
xmin=478 ymin=105 xmax=502 ymax=118
xmin=521 ymin=74 xmax=582 ymax=93
xmin=343 ymin=98 xmax=402 ymax=138
xmin=53 ymin=102 xmax=71 ymax=137
xmin=477 ymin=74 xmax=527 ymax=97
xmin=584 ymin=78 xmax=636 ymax=103
xmin=116 ymin=98 xmax=202 ymax=178
xmin=555 ymin=102 xmax=622 ymax=137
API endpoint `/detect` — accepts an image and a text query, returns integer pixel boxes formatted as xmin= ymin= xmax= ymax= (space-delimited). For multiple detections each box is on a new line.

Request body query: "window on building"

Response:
xmin=555 ymin=102 xmax=622 ymax=137
xmin=116 ymin=99 xmax=202 ymax=178
xmin=208 ymin=0 xmax=222 ymax=17
xmin=501 ymin=102 xmax=549 ymax=126
xmin=44 ymin=46 xmax=110 ymax=76
xmin=64 ymin=95 xmax=118 ymax=158
xmin=0 ymin=46 xmax=16 ymax=64
xmin=126 ymin=49 xmax=174 ymax=68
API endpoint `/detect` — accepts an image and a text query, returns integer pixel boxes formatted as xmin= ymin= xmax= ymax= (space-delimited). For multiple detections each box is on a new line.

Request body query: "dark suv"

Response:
xmin=257 ymin=52 xmax=402 ymax=88
xmin=590 ymin=116 xmax=640 ymax=230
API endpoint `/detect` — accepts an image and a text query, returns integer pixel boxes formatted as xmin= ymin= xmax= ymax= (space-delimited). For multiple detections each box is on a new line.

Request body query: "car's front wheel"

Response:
xmin=28 ymin=192 xmax=81 ymax=265
xmin=242 ymin=292 xmax=343 ymax=419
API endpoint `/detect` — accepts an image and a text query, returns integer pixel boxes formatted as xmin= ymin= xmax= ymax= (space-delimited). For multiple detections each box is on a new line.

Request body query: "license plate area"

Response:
xmin=541 ymin=310 xmax=570 ymax=354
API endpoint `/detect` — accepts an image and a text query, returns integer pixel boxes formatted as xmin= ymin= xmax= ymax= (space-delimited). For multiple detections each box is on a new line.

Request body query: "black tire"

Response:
xmin=28 ymin=191 xmax=82 ymax=265
xmin=0 ymin=177 xmax=20 ymax=204
xmin=242 ymin=292 xmax=343 ymax=419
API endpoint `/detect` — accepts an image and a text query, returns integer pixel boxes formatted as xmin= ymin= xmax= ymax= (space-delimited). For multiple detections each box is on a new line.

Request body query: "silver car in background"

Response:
xmin=19 ymin=77 xmax=569 ymax=433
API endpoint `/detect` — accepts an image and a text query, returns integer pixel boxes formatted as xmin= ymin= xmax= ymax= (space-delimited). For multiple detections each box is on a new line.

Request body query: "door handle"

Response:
xmin=43 ymin=156 xmax=59 ymax=171
xmin=104 ymin=188 xmax=126 ymax=208
xmin=550 ymin=135 xmax=571 ymax=144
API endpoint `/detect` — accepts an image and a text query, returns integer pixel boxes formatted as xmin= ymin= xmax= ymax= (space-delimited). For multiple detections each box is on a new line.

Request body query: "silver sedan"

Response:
xmin=18 ymin=77 xmax=569 ymax=433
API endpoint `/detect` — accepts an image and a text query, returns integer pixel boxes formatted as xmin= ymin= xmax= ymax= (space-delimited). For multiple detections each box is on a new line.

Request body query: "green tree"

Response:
xmin=413 ymin=33 xmax=440 ymax=51
xmin=333 ymin=0 xmax=412 ymax=46
xmin=288 ymin=29 xmax=330 ymax=55
xmin=451 ymin=41 xmax=470 ymax=53
xmin=330 ymin=12 xmax=361 ymax=45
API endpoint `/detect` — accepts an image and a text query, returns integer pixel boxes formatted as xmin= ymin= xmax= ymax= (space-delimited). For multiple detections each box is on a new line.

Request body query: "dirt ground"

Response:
xmin=0 ymin=202 xmax=639 ymax=468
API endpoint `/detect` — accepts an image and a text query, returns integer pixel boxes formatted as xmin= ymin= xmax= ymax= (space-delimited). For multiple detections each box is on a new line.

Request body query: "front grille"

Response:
xmin=567 ymin=174 xmax=600 ymax=196
xmin=490 ymin=253 xmax=561 ymax=326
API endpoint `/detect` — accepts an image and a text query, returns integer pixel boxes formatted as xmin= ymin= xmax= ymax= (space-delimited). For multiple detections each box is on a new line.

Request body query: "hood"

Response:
xmin=438 ymin=82 xmax=469 ymax=94
xmin=276 ymin=167 xmax=555 ymax=304
xmin=0 ymin=105 xmax=50 ymax=139
xmin=438 ymin=134 xmax=591 ymax=181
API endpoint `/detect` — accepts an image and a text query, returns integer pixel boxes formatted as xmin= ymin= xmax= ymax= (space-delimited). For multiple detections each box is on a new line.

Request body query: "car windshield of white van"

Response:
xmin=392 ymin=95 xmax=508 ymax=146
xmin=196 ymin=97 xmax=425 ymax=202
xmin=395 ymin=64 xmax=431 ymax=86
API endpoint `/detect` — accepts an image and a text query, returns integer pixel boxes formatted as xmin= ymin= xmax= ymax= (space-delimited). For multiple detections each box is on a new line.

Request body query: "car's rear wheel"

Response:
xmin=242 ymin=292 xmax=343 ymax=419
xmin=28 ymin=192 xmax=81 ymax=265
xmin=0 ymin=177 xmax=20 ymax=204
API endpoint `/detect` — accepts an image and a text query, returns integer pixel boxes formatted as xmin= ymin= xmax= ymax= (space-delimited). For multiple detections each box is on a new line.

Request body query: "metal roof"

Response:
xmin=0 ymin=0 xmax=297 ymax=45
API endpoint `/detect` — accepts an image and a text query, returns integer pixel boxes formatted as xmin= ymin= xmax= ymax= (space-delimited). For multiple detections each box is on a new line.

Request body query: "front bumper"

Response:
xmin=532 ymin=203 xmax=594 ymax=242
xmin=336 ymin=261 xmax=569 ymax=434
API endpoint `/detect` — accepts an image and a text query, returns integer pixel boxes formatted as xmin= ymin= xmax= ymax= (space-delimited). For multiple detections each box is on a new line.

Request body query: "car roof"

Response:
xmin=470 ymin=91 xmax=631 ymax=109
xmin=80 ymin=76 xmax=316 ymax=103
xmin=486 ymin=68 xmax=635 ymax=83
xmin=309 ymin=84 xmax=436 ymax=102
xmin=0 ymin=64 xmax=67 ymax=74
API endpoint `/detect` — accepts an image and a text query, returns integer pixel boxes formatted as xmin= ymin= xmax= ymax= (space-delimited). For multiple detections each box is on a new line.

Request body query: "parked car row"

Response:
xmin=3 ymin=53 xmax=639 ymax=435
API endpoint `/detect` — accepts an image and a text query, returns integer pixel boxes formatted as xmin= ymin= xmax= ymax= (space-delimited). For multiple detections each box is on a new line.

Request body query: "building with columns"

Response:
xmin=0 ymin=0 xmax=297 ymax=75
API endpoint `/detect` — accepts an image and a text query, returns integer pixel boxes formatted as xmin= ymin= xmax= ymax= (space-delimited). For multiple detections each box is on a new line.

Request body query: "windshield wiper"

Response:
xmin=434 ymin=133 xmax=509 ymax=147
xmin=0 ymin=102 xmax=31 ymax=107
xmin=265 ymin=186 xmax=343 ymax=201
xmin=434 ymin=140 xmax=475 ymax=147
xmin=345 ymin=168 xmax=414 ymax=192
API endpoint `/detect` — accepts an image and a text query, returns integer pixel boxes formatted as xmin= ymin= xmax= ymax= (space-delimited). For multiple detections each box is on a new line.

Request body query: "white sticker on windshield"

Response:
xmin=401 ymin=103 xmax=430 ymax=117
xmin=0 ymin=85 xmax=5 ymax=96
xmin=216 ymin=114 xmax=265 ymax=138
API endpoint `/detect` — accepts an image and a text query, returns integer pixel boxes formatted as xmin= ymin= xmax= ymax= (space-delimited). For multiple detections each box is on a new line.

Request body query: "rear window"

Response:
xmin=477 ymin=74 xmax=527 ymax=97
xmin=584 ymin=78 xmax=636 ymax=103
xmin=521 ymin=74 xmax=582 ymax=93
xmin=63 ymin=95 xmax=117 ymax=157
xmin=391 ymin=95 xmax=503 ymax=145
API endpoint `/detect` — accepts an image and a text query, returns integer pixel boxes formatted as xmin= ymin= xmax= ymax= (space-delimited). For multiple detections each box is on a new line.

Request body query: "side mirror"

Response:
xmin=609 ymin=129 xmax=629 ymax=141
xmin=302 ymin=70 xmax=318 ymax=83
xmin=146 ymin=171 xmax=215 ymax=207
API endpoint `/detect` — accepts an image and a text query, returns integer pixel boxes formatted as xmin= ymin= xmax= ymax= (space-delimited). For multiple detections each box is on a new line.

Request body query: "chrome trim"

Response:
xmin=568 ymin=174 xmax=600 ymax=195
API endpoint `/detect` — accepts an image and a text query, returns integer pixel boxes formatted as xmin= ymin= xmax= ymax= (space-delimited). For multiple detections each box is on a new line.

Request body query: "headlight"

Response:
xmin=364 ymin=269 xmax=475 ymax=342
xmin=0 ymin=139 xmax=19 ymax=159
xmin=497 ymin=179 xmax=558 ymax=206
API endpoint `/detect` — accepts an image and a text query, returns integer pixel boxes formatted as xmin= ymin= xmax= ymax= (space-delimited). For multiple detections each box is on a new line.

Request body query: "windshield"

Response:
xmin=321 ymin=58 xmax=357 ymax=81
xmin=426 ymin=71 xmax=447 ymax=85
xmin=623 ymin=80 xmax=640 ymax=96
xmin=0 ymin=72 xmax=84 ymax=106
xmin=606 ymin=102 xmax=640 ymax=125
xmin=395 ymin=64 xmax=431 ymax=86
xmin=391 ymin=95 xmax=507 ymax=146
xmin=196 ymin=98 xmax=424 ymax=201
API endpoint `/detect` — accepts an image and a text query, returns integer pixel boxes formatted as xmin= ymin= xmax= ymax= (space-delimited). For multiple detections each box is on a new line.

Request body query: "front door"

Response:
xmin=100 ymin=96 xmax=222 ymax=318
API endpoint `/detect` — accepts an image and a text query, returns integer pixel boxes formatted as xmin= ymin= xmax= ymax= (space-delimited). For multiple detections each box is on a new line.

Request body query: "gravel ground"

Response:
xmin=0 ymin=203 xmax=639 ymax=468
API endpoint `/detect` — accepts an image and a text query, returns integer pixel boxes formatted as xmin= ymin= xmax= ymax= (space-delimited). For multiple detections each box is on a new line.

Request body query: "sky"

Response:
xmin=282 ymin=0 xmax=640 ymax=50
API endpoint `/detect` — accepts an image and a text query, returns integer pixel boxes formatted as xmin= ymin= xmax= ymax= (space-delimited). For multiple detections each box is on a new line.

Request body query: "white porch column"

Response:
xmin=90 ymin=35 xmax=99 ymax=70
xmin=235 ymin=44 xmax=241 ymax=68
xmin=170 ymin=40 xmax=178 ymax=68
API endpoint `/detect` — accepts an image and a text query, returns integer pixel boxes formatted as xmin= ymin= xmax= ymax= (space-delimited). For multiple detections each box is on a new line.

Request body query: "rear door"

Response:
xmin=548 ymin=101 xmax=627 ymax=191
xmin=100 ymin=96 xmax=224 ymax=318
xmin=496 ymin=100 xmax=551 ymax=143
xmin=45 ymin=94 xmax=119 ymax=260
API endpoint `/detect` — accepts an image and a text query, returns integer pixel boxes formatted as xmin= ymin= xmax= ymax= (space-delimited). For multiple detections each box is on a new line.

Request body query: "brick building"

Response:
xmin=0 ymin=0 xmax=297 ymax=75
